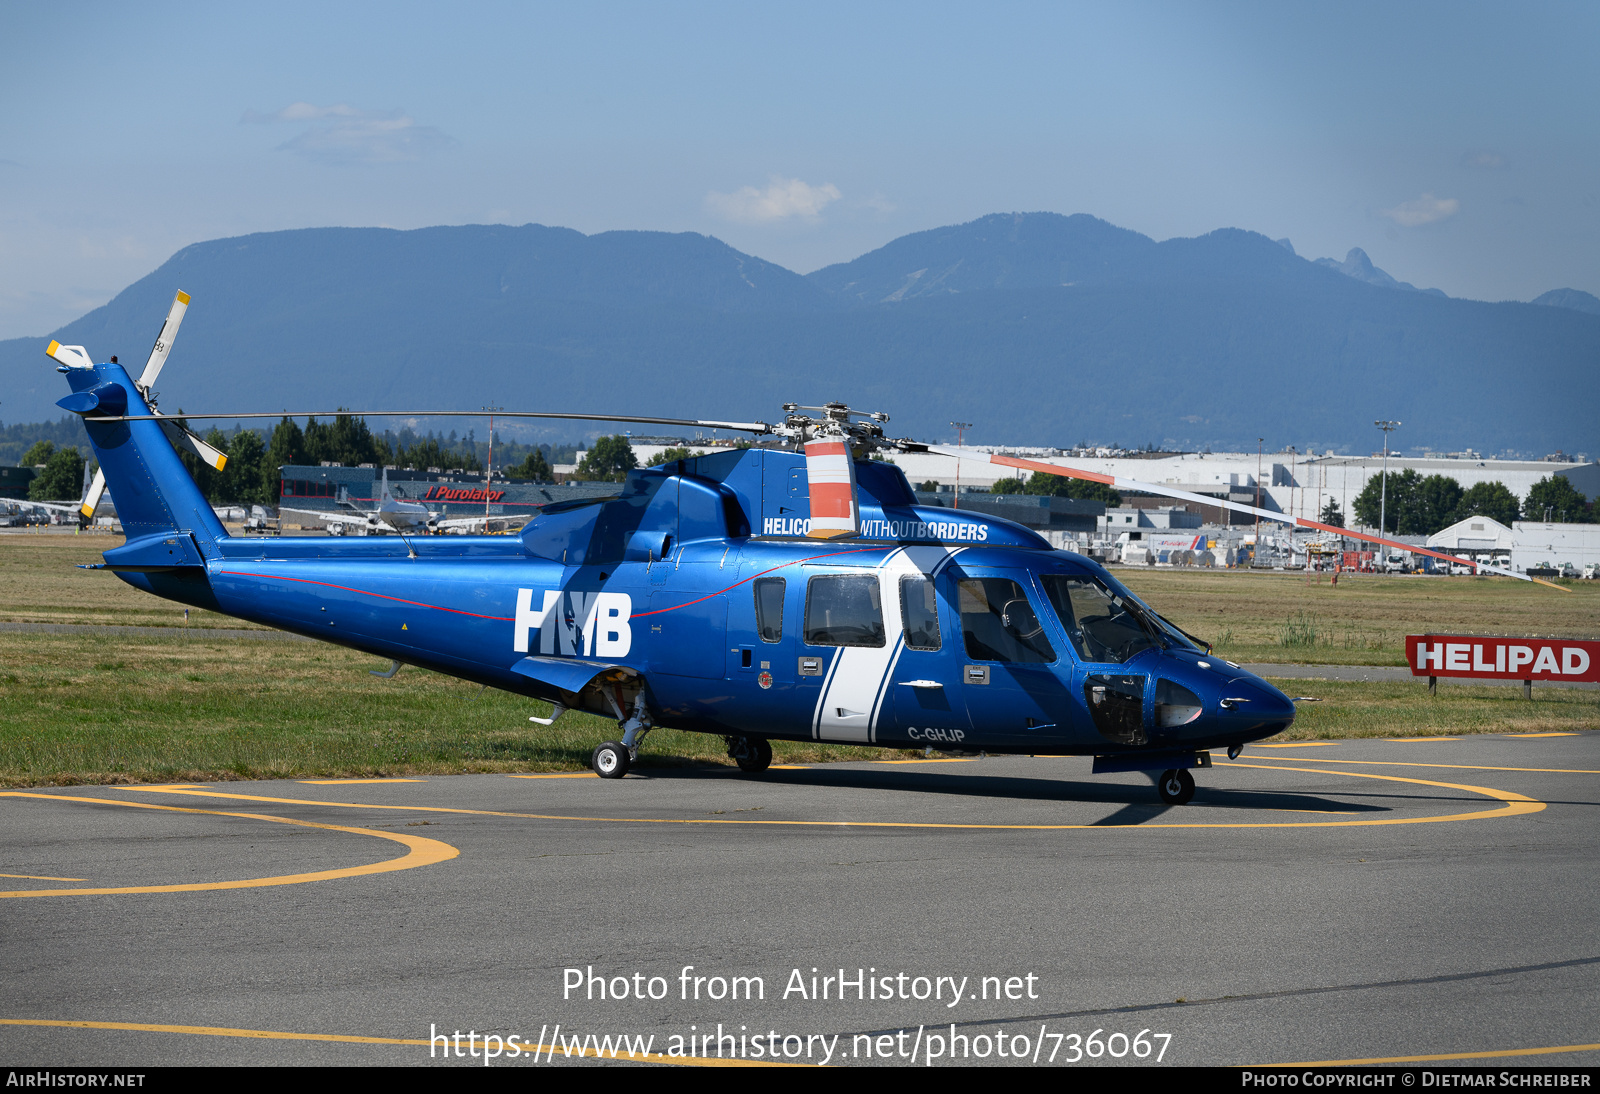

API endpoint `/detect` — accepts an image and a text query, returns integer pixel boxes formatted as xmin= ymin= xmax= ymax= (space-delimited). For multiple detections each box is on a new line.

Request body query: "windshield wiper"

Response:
xmin=1116 ymin=597 xmax=1168 ymax=650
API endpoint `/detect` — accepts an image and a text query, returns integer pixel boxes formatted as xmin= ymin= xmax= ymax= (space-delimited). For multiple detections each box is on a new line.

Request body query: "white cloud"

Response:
xmin=705 ymin=176 xmax=841 ymax=223
xmin=241 ymin=102 xmax=455 ymax=165
xmin=1460 ymin=150 xmax=1508 ymax=170
xmin=1381 ymin=192 xmax=1460 ymax=228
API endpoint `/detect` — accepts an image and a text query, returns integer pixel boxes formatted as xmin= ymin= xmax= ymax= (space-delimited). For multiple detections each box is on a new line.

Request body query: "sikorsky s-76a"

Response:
xmin=48 ymin=295 xmax=1545 ymax=802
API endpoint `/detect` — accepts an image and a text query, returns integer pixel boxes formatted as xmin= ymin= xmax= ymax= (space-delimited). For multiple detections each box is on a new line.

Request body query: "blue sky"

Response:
xmin=1 ymin=1 xmax=1597 ymax=338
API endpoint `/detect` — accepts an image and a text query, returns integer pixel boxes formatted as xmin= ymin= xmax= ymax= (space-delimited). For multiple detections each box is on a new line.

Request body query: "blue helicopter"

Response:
xmin=46 ymin=298 xmax=1311 ymax=805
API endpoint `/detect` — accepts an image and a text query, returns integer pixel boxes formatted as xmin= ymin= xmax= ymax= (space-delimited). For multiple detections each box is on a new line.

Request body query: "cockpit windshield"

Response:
xmin=1041 ymin=572 xmax=1196 ymax=664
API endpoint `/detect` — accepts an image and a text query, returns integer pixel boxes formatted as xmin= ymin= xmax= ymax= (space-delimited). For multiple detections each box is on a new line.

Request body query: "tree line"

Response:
xmin=19 ymin=415 xmax=582 ymax=505
xmin=1349 ymin=471 xmax=1592 ymax=534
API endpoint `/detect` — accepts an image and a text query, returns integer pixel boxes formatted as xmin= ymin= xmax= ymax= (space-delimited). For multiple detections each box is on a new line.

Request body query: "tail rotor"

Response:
xmin=55 ymin=290 xmax=225 ymax=519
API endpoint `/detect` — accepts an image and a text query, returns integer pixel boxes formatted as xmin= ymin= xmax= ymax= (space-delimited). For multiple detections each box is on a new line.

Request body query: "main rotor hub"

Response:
xmin=775 ymin=401 xmax=894 ymax=451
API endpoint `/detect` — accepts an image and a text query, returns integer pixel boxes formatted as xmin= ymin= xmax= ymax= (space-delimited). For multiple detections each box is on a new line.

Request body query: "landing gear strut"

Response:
xmin=1156 ymin=768 xmax=1195 ymax=805
xmin=726 ymin=736 xmax=773 ymax=774
xmin=593 ymin=692 xmax=653 ymax=779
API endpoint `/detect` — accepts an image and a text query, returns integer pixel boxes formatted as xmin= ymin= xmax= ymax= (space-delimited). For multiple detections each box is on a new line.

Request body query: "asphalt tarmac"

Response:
xmin=3 ymin=732 xmax=1598 ymax=1069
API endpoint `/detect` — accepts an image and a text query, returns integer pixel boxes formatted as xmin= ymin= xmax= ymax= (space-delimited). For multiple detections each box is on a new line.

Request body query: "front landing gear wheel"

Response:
xmin=1157 ymin=768 xmax=1195 ymax=805
xmin=727 ymin=736 xmax=773 ymax=774
xmin=593 ymin=741 xmax=630 ymax=779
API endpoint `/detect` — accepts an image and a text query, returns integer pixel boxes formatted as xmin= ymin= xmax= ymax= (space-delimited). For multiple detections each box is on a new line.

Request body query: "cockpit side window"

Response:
xmin=1041 ymin=574 xmax=1157 ymax=664
xmin=956 ymin=577 xmax=1055 ymax=664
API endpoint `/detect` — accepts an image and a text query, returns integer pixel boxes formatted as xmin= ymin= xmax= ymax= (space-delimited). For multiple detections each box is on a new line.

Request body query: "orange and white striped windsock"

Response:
xmin=804 ymin=437 xmax=859 ymax=539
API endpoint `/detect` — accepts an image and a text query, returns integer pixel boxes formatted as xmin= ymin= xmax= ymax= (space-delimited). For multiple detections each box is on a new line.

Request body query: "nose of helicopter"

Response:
xmin=1148 ymin=656 xmax=1296 ymax=743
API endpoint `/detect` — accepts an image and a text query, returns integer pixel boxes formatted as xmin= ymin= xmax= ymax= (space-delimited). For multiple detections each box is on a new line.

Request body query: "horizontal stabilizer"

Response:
xmin=102 ymin=532 xmax=207 ymax=572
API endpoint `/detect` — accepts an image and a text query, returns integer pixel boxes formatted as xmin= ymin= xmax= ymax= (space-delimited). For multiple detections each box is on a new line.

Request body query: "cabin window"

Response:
xmin=804 ymin=574 xmax=885 ymax=648
xmin=754 ymin=577 xmax=785 ymax=643
xmin=899 ymin=575 xmax=941 ymax=651
xmin=956 ymin=578 xmax=1055 ymax=664
xmin=1041 ymin=574 xmax=1158 ymax=664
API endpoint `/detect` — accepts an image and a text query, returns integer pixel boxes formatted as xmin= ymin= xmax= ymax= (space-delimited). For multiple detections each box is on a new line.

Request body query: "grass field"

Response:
xmin=1114 ymin=566 xmax=1599 ymax=666
xmin=1 ymin=533 xmax=1595 ymax=787
xmin=0 ymin=532 xmax=266 ymax=629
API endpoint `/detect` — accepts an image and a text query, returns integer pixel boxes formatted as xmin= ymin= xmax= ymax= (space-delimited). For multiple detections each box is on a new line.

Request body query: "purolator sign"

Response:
xmin=422 ymin=485 xmax=506 ymax=503
xmin=1405 ymin=635 xmax=1600 ymax=682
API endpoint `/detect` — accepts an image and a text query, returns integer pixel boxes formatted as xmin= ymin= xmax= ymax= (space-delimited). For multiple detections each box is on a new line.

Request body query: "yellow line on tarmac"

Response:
xmin=1257 ymin=742 xmax=1339 ymax=748
xmin=507 ymin=773 xmax=597 ymax=779
xmin=0 ymin=1019 xmax=800 ymax=1066
xmin=0 ymin=872 xmax=87 ymax=882
xmin=0 ymin=793 xmax=458 ymax=898
xmin=1243 ymin=757 xmax=1600 ymax=775
xmin=300 ymin=778 xmax=425 ymax=784
xmin=102 ymin=768 xmax=1543 ymax=830
xmin=1508 ymin=732 xmax=1578 ymax=738
xmin=1260 ymin=1040 xmax=1600 ymax=1066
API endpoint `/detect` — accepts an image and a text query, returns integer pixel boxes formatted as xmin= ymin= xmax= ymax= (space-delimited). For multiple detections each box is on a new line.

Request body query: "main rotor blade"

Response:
xmin=137 ymin=290 xmax=190 ymax=390
xmin=90 ymin=409 xmax=775 ymax=434
xmin=920 ymin=445 xmax=1565 ymax=590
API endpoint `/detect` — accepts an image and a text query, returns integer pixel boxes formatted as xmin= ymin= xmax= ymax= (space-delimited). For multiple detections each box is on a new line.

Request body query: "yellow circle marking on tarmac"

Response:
xmin=1259 ymin=1040 xmax=1600 ymax=1067
xmin=1243 ymin=756 xmax=1600 ymax=775
xmin=0 ymin=793 xmax=459 ymax=898
xmin=0 ymin=872 xmax=87 ymax=882
xmin=100 ymin=766 xmax=1544 ymax=830
xmin=0 ymin=1019 xmax=799 ymax=1067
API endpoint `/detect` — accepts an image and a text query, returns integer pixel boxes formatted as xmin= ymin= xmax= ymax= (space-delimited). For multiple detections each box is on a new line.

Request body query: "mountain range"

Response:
xmin=2 ymin=212 xmax=1595 ymax=455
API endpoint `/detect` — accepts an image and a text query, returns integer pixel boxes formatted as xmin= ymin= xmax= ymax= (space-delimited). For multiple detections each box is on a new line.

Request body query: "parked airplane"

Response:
xmin=279 ymin=467 xmax=524 ymax=536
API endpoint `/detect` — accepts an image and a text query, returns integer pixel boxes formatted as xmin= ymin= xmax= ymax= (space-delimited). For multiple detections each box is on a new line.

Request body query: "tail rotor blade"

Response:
xmin=45 ymin=341 xmax=95 ymax=371
xmin=80 ymin=470 xmax=108 ymax=520
xmin=137 ymin=290 xmax=191 ymax=391
xmin=803 ymin=438 xmax=859 ymax=539
xmin=158 ymin=418 xmax=228 ymax=471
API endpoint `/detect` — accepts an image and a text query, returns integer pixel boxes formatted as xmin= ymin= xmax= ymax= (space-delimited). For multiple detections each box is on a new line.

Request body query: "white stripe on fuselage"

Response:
xmin=811 ymin=546 xmax=965 ymax=744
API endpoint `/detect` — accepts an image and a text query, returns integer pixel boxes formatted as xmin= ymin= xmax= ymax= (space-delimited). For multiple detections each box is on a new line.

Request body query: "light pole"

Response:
xmin=1375 ymin=420 xmax=1401 ymax=535
xmin=483 ymin=405 xmax=503 ymax=521
xmin=950 ymin=421 xmax=972 ymax=510
xmin=1254 ymin=438 xmax=1263 ymax=566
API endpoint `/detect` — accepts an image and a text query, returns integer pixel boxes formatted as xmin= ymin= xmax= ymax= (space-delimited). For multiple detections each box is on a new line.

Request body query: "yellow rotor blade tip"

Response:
xmin=176 ymin=291 xmax=191 ymax=305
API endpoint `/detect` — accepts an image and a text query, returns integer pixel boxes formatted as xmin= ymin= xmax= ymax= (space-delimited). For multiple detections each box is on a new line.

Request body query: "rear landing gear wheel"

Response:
xmin=1157 ymin=768 xmax=1195 ymax=805
xmin=593 ymin=741 xmax=630 ymax=779
xmin=728 ymin=736 xmax=773 ymax=774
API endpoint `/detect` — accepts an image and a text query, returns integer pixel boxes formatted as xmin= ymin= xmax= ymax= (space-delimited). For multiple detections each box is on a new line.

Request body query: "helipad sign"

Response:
xmin=1405 ymin=635 xmax=1600 ymax=682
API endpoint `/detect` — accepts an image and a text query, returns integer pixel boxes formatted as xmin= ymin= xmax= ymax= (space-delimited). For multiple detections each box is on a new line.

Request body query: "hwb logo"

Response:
xmin=514 ymin=590 xmax=633 ymax=657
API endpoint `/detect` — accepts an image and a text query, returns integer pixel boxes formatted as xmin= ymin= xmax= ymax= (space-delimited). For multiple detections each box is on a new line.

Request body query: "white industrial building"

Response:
xmin=1509 ymin=523 xmax=1600 ymax=575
